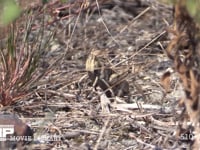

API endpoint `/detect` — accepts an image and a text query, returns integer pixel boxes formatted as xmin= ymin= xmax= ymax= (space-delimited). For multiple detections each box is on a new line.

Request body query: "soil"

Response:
xmin=0 ymin=0 xmax=192 ymax=149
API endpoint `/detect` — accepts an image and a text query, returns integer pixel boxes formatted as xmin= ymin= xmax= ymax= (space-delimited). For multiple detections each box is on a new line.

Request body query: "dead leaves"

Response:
xmin=164 ymin=0 xmax=200 ymax=149
xmin=161 ymin=71 xmax=172 ymax=93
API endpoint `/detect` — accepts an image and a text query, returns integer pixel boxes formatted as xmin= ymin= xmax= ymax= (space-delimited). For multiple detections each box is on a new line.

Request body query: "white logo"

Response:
xmin=0 ymin=125 xmax=14 ymax=141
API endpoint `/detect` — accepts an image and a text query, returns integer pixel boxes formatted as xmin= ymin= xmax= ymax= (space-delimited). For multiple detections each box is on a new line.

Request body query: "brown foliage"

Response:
xmin=161 ymin=71 xmax=172 ymax=93
xmin=166 ymin=0 xmax=200 ymax=149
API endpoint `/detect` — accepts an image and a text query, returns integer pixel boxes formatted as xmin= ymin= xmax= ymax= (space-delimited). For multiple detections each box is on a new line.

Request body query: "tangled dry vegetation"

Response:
xmin=1 ymin=0 xmax=200 ymax=149
xmin=164 ymin=1 xmax=200 ymax=149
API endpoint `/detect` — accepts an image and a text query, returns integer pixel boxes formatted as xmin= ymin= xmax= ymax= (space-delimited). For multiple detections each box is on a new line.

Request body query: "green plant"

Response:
xmin=159 ymin=0 xmax=200 ymax=23
xmin=0 ymin=0 xmax=21 ymax=26
xmin=185 ymin=0 xmax=200 ymax=23
xmin=0 ymin=11 xmax=54 ymax=106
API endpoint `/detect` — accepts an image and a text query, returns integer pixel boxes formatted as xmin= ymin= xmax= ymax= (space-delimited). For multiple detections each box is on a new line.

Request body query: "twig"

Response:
xmin=94 ymin=116 xmax=111 ymax=150
xmin=112 ymin=103 xmax=172 ymax=113
xmin=128 ymin=133 xmax=158 ymax=149
xmin=112 ymin=31 xmax=166 ymax=68
xmin=40 ymin=89 xmax=77 ymax=98
xmin=120 ymin=7 xmax=151 ymax=33
xmin=149 ymin=116 xmax=177 ymax=127
xmin=61 ymin=0 xmax=86 ymax=64
xmin=95 ymin=0 xmax=121 ymax=48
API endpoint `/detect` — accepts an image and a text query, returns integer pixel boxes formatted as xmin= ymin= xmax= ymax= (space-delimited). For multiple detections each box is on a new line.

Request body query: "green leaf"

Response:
xmin=1 ymin=0 xmax=21 ymax=25
xmin=186 ymin=0 xmax=200 ymax=23
xmin=186 ymin=0 xmax=197 ymax=16
xmin=60 ymin=0 xmax=68 ymax=3
xmin=42 ymin=0 xmax=49 ymax=4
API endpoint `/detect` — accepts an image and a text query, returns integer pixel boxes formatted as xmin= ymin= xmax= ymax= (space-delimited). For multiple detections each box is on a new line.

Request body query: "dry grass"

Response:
xmin=1 ymin=0 xmax=196 ymax=149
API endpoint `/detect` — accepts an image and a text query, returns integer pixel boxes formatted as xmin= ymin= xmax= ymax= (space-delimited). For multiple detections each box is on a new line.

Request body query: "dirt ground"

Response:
xmin=1 ymin=0 xmax=193 ymax=149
